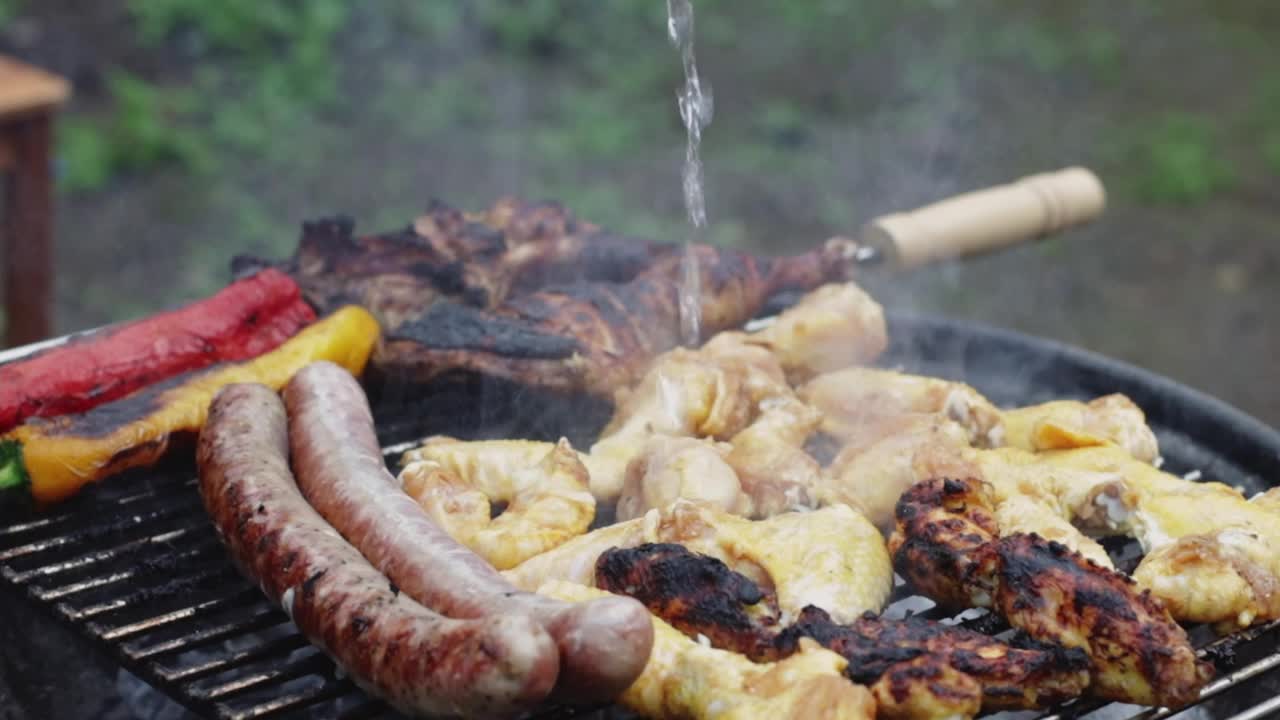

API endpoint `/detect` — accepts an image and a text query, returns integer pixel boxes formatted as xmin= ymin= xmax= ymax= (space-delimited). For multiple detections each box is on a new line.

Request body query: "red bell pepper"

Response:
xmin=0 ymin=268 xmax=315 ymax=433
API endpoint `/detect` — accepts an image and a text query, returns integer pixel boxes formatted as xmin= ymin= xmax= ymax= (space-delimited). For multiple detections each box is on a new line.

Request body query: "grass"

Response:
xmin=4 ymin=0 xmax=1278 ymax=324
xmin=1112 ymin=113 xmax=1235 ymax=206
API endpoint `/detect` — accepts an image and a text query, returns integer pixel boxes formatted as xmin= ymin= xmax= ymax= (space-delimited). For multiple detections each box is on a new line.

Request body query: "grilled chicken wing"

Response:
xmin=713 ymin=282 xmax=888 ymax=382
xmin=504 ymin=500 xmax=893 ymax=624
xmin=403 ymin=436 xmax=621 ymax=511
xmin=537 ymin=581 xmax=877 ymax=720
xmin=595 ymin=543 xmax=1091 ymax=720
xmin=616 ymin=436 xmax=750 ymax=521
xmin=398 ymin=438 xmax=595 ymax=569
xmin=819 ymin=413 xmax=979 ymax=532
xmin=1019 ymin=445 xmax=1280 ymax=628
xmin=889 ymin=477 xmax=1211 ymax=708
xmin=591 ymin=320 xmax=828 ymax=509
xmin=800 ymin=368 xmax=1004 ymax=449
xmin=819 ymin=417 xmax=1116 ymax=568
xmin=588 ymin=346 xmax=759 ymax=502
xmin=801 ymin=367 xmax=1158 ymax=462
xmin=1001 ymin=395 xmax=1159 ymax=463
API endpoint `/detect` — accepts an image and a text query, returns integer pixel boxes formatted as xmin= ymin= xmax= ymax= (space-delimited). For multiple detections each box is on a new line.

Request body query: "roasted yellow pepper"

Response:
xmin=0 ymin=306 xmax=380 ymax=508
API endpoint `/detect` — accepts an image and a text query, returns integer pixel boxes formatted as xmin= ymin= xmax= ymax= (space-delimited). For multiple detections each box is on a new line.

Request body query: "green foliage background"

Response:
xmin=3 ymin=1 xmax=1280 ymax=430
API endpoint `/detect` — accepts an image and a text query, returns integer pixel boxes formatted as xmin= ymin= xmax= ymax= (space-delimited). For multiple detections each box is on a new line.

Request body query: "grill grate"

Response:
xmin=5 ymin=313 xmax=1280 ymax=719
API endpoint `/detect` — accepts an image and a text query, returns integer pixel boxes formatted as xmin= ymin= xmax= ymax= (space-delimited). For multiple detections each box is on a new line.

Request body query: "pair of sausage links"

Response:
xmin=283 ymin=361 xmax=655 ymax=702
xmin=197 ymin=384 xmax=559 ymax=718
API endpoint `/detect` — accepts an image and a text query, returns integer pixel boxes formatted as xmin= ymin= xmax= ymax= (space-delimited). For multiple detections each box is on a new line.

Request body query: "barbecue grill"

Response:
xmin=3 ymin=311 xmax=1280 ymax=720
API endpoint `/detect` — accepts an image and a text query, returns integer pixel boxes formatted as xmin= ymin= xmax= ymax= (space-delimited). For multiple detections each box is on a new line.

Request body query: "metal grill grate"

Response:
xmin=4 ymin=455 xmax=1280 ymax=720
xmin=5 ymin=313 xmax=1280 ymax=719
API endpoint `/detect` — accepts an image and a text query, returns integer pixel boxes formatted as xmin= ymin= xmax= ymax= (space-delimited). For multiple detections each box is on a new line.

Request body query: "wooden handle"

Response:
xmin=861 ymin=167 xmax=1106 ymax=270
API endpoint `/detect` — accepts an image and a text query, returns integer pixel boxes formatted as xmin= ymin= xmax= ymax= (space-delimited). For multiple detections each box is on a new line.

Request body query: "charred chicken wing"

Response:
xmin=595 ymin=543 xmax=1091 ymax=720
xmin=889 ymin=477 xmax=1211 ymax=708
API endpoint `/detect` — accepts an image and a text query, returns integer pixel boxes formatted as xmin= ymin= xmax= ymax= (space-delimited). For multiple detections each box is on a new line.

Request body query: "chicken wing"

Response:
xmin=397 ymin=437 xmax=595 ymax=569
xmin=716 ymin=282 xmax=888 ymax=382
xmin=504 ymin=500 xmax=893 ymax=624
xmin=1001 ymin=394 xmax=1159 ymax=463
xmin=401 ymin=436 xmax=619 ymax=507
xmin=591 ymin=325 xmax=824 ymax=510
xmin=819 ymin=418 xmax=1116 ymax=568
xmin=616 ymin=436 xmax=750 ymax=521
xmin=587 ymin=347 xmax=758 ymax=502
xmin=801 ymin=367 xmax=1158 ymax=462
xmin=594 ymin=543 xmax=1091 ymax=720
xmin=889 ymin=476 xmax=1211 ymax=708
xmin=800 ymin=367 xmax=1003 ymax=449
xmin=1024 ymin=445 xmax=1280 ymax=628
xmin=537 ymin=580 xmax=877 ymax=720
xmin=818 ymin=413 xmax=979 ymax=532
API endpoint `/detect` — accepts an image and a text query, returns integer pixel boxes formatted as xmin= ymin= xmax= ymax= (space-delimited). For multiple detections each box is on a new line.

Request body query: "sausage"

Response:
xmin=196 ymin=383 xmax=560 ymax=718
xmin=283 ymin=361 xmax=655 ymax=702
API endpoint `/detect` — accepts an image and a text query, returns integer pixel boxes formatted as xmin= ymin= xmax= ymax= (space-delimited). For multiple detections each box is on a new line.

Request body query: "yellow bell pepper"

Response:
xmin=0 ymin=306 xmax=380 ymax=508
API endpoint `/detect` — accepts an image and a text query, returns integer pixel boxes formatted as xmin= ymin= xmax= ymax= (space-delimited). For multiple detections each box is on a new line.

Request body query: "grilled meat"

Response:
xmin=233 ymin=198 xmax=672 ymax=332
xmin=403 ymin=283 xmax=877 ymax=507
xmin=889 ymin=476 xmax=1211 ymax=708
xmin=781 ymin=608 xmax=1090 ymax=720
xmin=595 ymin=543 xmax=1091 ymax=720
xmin=398 ymin=437 xmax=596 ymax=570
xmin=712 ymin=282 xmax=890 ymax=382
xmin=596 ymin=543 xmax=783 ymax=658
xmin=800 ymin=367 xmax=1157 ymax=462
xmin=800 ymin=367 xmax=1004 ymax=449
xmin=504 ymin=499 xmax=893 ymax=625
xmin=537 ymin=580 xmax=877 ymax=720
xmin=818 ymin=415 xmax=1118 ymax=568
xmin=1015 ymin=445 xmax=1280 ymax=628
xmin=377 ymin=237 xmax=865 ymax=398
xmin=819 ymin=412 xmax=979 ymax=533
xmin=594 ymin=298 xmax=855 ymax=506
xmin=1001 ymin=395 xmax=1159 ymax=463
xmin=615 ymin=436 xmax=751 ymax=521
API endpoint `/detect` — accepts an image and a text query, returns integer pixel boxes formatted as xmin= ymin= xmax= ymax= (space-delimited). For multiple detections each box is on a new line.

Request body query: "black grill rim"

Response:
xmin=2 ymin=310 xmax=1280 ymax=720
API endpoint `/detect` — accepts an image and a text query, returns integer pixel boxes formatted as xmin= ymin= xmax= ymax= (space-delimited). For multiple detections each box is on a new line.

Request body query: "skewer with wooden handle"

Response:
xmin=850 ymin=167 xmax=1106 ymax=270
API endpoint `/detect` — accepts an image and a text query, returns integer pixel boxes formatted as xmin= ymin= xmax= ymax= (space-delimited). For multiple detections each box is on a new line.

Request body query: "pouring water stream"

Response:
xmin=667 ymin=0 xmax=713 ymax=347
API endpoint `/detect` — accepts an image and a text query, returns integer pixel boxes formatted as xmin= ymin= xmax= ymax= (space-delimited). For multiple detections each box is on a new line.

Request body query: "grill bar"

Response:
xmin=189 ymin=652 xmax=332 ymax=702
xmin=89 ymin=588 xmax=262 ymax=639
xmin=126 ymin=610 xmax=286 ymax=662
xmin=221 ymin=680 xmax=358 ymax=720
xmin=154 ymin=634 xmax=311 ymax=684
xmin=1227 ymin=694 xmax=1280 ymax=720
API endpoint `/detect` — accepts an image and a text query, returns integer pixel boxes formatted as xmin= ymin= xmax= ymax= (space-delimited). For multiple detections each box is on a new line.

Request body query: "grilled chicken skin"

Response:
xmin=398 ymin=282 xmax=879 ymax=507
xmin=604 ymin=330 xmax=827 ymax=515
xmin=1019 ymin=445 xmax=1280 ymax=628
xmin=889 ymin=477 xmax=1211 ymax=709
xmin=819 ymin=418 xmax=1122 ymax=569
xmin=800 ymin=367 xmax=1004 ymax=449
xmin=537 ymin=580 xmax=877 ymax=720
xmin=503 ymin=500 xmax=893 ymax=625
xmin=801 ymin=367 xmax=1158 ymax=463
xmin=398 ymin=437 xmax=595 ymax=569
xmin=595 ymin=543 xmax=1091 ymax=720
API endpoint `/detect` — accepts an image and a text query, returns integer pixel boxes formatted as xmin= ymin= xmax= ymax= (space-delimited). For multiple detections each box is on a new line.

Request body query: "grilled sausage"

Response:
xmin=197 ymin=383 xmax=560 ymax=718
xmin=283 ymin=361 xmax=655 ymax=702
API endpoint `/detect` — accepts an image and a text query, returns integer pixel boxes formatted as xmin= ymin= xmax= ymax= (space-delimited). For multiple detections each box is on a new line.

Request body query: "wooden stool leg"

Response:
xmin=3 ymin=113 xmax=54 ymax=348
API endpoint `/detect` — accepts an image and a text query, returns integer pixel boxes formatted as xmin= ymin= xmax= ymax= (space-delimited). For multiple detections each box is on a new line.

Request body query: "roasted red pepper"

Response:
xmin=0 ymin=268 xmax=315 ymax=433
